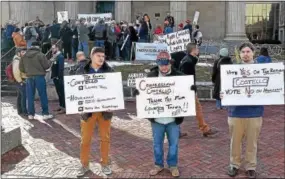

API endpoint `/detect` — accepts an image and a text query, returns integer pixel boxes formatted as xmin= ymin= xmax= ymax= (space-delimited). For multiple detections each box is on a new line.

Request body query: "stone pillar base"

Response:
xmin=1 ymin=127 xmax=22 ymax=155
xmin=224 ymin=33 xmax=248 ymax=41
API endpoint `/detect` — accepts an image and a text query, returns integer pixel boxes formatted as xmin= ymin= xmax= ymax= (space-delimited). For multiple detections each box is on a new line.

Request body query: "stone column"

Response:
xmin=224 ymin=1 xmax=248 ymax=41
xmin=9 ymin=2 xmax=30 ymax=26
xmin=115 ymin=1 xmax=132 ymax=22
xmin=65 ymin=2 xmax=79 ymax=20
xmin=170 ymin=1 xmax=187 ymax=31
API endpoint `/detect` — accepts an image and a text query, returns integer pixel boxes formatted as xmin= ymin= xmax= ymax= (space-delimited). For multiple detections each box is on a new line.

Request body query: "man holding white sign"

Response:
xmin=134 ymin=52 xmax=196 ymax=177
xmin=220 ymin=43 xmax=280 ymax=178
xmin=73 ymin=47 xmax=119 ymax=177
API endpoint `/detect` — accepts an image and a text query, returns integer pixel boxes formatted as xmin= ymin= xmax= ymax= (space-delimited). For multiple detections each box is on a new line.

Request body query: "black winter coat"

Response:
xmin=211 ymin=57 xmax=232 ymax=100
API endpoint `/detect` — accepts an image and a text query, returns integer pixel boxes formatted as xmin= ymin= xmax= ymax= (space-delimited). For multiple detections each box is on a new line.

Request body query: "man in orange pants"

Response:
xmin=76 ymin=47 xmax=114 ymax=177
xmin=179 ymin=43 xmax=218 ymax=137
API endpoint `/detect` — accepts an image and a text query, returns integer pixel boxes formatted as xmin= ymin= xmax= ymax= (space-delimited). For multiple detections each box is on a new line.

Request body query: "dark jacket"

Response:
xmin=19 ymin=47 xmax=51 ymax=77
xmin=41 ymin=27 xmax=51 ymax=44
xmin=179 ymin=54 xmax=198 ymax=83
xmin=49 ymin=23 xmax=61 ymax=39
xmin=211 ymin=56 xmax=232 ymax=100
xmin=51 ymin=52 xmax=65 ymax=79
xmin=146 ymin=66 xmax=185 ymax=125
xmin=171 ymin=51 xmax=186 ymax=70
xmin=139 ymin=21 xmax=152 ymax=39
xmin=76 ymin=60 xmax=114 ymax=121
xmin=183 ymin=24 xmax=193 ymax=35
xmin=60 ymin=26 xmax=73 ymax=43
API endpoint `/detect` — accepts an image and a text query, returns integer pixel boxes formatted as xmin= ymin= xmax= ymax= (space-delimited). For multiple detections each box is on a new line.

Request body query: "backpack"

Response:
xmin=24 ymin=27 xmax=32 ymax=40
xmin=5 ymin=63 xmax=15 ymax=82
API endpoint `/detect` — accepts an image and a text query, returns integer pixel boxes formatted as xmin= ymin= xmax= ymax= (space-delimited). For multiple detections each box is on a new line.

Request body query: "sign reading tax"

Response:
xmin=64 ymin=72 xmax=125 ymax=114
xmin=135 ymin=76 xmax=196 ymax=118
xmin=221 ymin=63 xmax=285 ymax=106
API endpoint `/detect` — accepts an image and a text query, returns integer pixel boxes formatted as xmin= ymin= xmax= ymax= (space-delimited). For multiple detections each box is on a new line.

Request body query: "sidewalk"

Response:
xmin=1 ymin=96 xmax=284 ymax=178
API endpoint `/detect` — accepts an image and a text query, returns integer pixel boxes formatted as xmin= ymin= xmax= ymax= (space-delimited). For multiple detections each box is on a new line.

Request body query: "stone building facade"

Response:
xmin=1 ymin=1 xmax=284 ymax=42
xmin=279 ymin=2 xmax=285 ymax=44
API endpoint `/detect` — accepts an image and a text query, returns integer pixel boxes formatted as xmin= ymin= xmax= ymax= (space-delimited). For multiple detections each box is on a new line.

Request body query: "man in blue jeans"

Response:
xmin=77 ymin=18 xmax=89 ymax=57
xmin=92 ymin=19 xmax=106 ymax=48
xmin=12 ymin=47 xmax=28 ymax=116
xmin=134 ymin=51 xmax=196 ymax=177
xmin=19 ymin=42 xmax=53 ymax=120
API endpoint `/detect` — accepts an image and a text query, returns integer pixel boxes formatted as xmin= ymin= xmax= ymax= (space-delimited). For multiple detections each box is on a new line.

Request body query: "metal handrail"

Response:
xmin=1 ymin=46 xmax=16 ymax=60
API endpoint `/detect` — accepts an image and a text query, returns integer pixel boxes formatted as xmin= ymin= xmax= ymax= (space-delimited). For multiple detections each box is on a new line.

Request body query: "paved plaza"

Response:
xmin=1 ymin=97 xmax=284 ymax=178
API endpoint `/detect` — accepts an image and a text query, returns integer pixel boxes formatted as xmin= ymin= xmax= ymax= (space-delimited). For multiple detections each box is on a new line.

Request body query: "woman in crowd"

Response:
xmin=256 ymin=47 xmax=272 ymax=63
xmin=138 ymin=14 xmax=152 ymax=42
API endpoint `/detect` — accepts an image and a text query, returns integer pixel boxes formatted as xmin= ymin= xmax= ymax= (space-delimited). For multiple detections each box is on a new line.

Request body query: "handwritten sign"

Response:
xmin=57 ymin=11 xmax=68 ymax=24
xmin=135 ymin=43 xmax=168 ymax=61
xmin=135 ymin=76 xmax=196 ymax=118
xmin=221 ymin=63 xmax=285 ymax=105
xmin=193 ymin=11 xmax=200 ymax=25
xmin=77 ymin=13 xmax=112 ymax=25
xmin=153 ymin=29 xmax=191 ymax=54
xmin=64 ymin=72 xmax=125 ymax=114
xmin=127 ymin=73 xmax=147 ymax=87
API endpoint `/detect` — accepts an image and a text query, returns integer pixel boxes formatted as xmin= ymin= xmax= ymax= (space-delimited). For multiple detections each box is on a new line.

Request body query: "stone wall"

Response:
xmin=187 ymin=1 xmax=226 ymax=40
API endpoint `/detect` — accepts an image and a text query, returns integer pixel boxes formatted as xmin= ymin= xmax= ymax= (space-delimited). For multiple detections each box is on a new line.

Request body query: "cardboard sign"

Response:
xmin=64 ymin=72 xmax=125 ymax=114
xmin=193 ymin=11 xmax=200 ymax=25
xmin=77 ymin=13 xmax=112 ymax=25
xmin=127 ymin=73 xmax=147 ymax=87
xmin=57 ymin=11 xmax=68 ymax=24
xmin=221 ymin=63 xmax=285 ymax=105
xmin=135 ymin=76 xmax=196 ymax=118
xmin=153 ymin=29 xmax=191 ymax=54
xmin=135 ymin=43 xmax=168 ymax=61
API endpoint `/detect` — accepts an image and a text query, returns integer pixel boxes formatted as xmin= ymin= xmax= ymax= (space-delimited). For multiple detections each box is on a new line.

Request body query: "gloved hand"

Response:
xmin=133 ymin=89 xmax=140 ymax=96
xmin=190 ymin=85 xmax=197 ymax=91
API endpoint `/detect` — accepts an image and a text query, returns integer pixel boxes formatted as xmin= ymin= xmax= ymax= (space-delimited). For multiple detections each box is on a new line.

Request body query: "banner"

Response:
xmin=193 ymin=11 xmax=200 ymax=25
xmin=57 ymin=11 xmax=68 ymax=24
xmin=64 ymin=72 xmax=125 ymax=114
xmin=221 ymin=63 xmax=285 ymax=106
xmin=127 ymin=73 xmax=147 ymax=87
xmin=135 ymin=76 xmax=196 ymax=118
xmin=77 ymin=13 xmax=112 ymax=25
xmin=153 ymin=29 xmax=191 ymax=54
xmin=135 ymin=43 xmax=168 ymax=61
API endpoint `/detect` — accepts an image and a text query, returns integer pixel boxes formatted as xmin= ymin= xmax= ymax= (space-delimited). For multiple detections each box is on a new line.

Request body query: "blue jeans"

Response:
xmin=17 ymin=83 xmax=27 ymax=114
xmin=27 ymin=39 xmax=36 ymax=48
xmin=95 ymin=40 xmax=105 ymax=48
xmin=26 ymin=76 xmax=49 ymax=115
xmin=151 ymin=122 xmax=179 ymax=167
xmin=78 ymin=41 xmax=89 ymax=57
xmin=216 ymin=99 xmax=223 ymax=109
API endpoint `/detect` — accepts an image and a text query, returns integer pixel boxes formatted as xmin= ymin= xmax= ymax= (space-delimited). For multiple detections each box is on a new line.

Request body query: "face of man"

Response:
xmin=190 ymin=46 xmax=199 ymax=56
xmin=159 ymin=64 xmax=171 ymax=74
xmin=240 ymin=47 xmax=254 ymax=62
xmin=92 ymin=52 xmax=105 ymax=67
xmin=18 ymin=50 xmax=26 ymax=57
xmin=51 ymin=45 xmax=58 ymax=54
xmin=77 ymin=54 xmax=86 ymax=61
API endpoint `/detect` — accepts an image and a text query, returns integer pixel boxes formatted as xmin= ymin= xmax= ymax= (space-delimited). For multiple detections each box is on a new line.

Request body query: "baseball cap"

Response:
xmin=156 ymin=51 xmax=171 ymax=66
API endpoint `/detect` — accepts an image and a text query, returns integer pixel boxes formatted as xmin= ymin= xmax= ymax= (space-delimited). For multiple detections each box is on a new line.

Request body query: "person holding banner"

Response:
xmin=220 ymin=43 xmax=264 ymax=179
xmin=179 ymin=43 xmax=218 ymax=137
xmin=76 ymin=47 xmax=114 ymax=177
xmin=134 ymin=51 xmax=196 ymax=177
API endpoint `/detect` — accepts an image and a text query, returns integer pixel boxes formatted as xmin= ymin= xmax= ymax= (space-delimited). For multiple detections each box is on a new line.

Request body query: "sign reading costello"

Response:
xmin=64 ymin=72 xmax=125 ymax=114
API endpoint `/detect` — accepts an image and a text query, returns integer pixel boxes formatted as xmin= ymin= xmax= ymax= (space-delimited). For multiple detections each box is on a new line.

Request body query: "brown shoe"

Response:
xmin=179 ymin=132 xmax=188 ymax=138
xmin=169 ymin=167 xmax=180 ymax=177
xmin=203 ymin=128 xmax=218 ymax=137
xmin=149 ymin=165 xmax=163 ymax=176
xmin=246 ymin=170 xmax=257 ymax=179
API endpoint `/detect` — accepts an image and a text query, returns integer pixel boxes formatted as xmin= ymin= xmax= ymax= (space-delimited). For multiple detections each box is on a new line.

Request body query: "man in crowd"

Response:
xmin=135 ymin=51 xmax=196 ymax=177
xmin=184 ymin=20 xmax=193 ymax=38
xmin=50 ymin=44 xmax=65 ymax=113
xmin=165 ymin=12 xmax=175 ymax=28
xmin=78 ymin=18 xmax=90 ymax=57
xmin=221 ymin=43 xmax=264 ymax=179
xmin=49 ymin=20 xmax=61 ymax=45
xmin=93 ymin=19 xmax=107 ymax=48
xmin=12 ymin=47 xmax=28 ymax=116
xmin=12 ymin=28 xmax=26 ymax=48
xmin=76 ymin=47 xmax=113 ymax=177
xmin=19 ymin=41 xmax=53 ymax=120
xmin=192 ymin=25 xmax=202 ymax=46
xmin=179 ymin=43 xmax=218 ymax=137
xmin=106 ymin=20 xmax=120 ymax=60
xmin=24 ymin=22 xmax=38 ymax=48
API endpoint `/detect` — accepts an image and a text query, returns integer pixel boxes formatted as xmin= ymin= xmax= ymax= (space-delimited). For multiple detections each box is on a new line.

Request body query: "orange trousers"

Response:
xmin=80 ymin=112 xmax=111 ymax=167
xmin=195 ymin=95 xmax=210 ymax=133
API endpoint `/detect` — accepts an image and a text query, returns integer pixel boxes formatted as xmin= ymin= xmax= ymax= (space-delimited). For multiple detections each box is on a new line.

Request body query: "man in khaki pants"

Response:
xmin=221 ymin=42 xmax=264 ymax=179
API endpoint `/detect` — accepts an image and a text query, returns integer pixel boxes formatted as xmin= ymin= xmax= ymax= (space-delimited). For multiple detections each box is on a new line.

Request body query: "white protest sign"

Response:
xmin=57 ymin=11 xmax=68 ymax=24
xmin=153 ymin=29 xmax=191 ymax=54
xmin=77 ymin=13 xmax=112 ymax=25
xmin=135 ymin=43 xmax=168 ymax=61
xmin=127 ymin=73 xmax=147 ymax=87
xmin=64 ymin=72 xmax=125 ymax=114
xmin=193 ymin=11 xmax=200 ymax=25
xmin=221 ymin=63 xmax=285 ymax=106
xmin=135 ymin=76 xmax=196 ymax=118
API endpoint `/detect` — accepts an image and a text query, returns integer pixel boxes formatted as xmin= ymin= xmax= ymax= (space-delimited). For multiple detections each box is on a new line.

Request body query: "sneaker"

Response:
xmin=42 ymin=114 xmax=54 ymax=120
xmin=246 ymin=170 xmax=257 ymax=179
xmin=169 ymin=167 xmax=180 ymax=177
xmin=149 ymin=165 xmax=163 ymax=176
xmin=203 ymin=128 xmax=218 ymax=137
xmin=227 ymin=166 xmax=239 ymax=177
xmin=77 ymin=166 xmax=90 ymax=177
xmin=102 ymin=165 xmax=112 ymax=175
xmin=28 ymin=115 xmax=34 ymax=120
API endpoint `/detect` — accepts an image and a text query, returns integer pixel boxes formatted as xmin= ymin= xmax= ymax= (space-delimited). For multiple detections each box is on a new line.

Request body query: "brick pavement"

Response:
xmin=1 ymin=96 xmax=284 ymax=178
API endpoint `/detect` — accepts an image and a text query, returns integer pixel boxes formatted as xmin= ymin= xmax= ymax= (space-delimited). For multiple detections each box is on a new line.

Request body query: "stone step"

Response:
xmin=1 ymin=127 xmax=22 ymax=155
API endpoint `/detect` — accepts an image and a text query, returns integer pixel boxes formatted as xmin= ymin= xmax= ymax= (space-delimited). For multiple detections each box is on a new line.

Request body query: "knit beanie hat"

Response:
xmin=219 ymin=48 xmax=229 ymax=57
xmin=156 ymin=51 xmax=171 ymax=65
